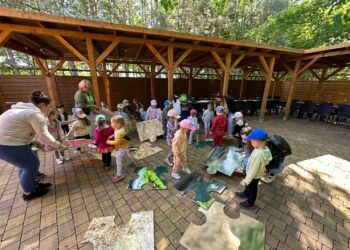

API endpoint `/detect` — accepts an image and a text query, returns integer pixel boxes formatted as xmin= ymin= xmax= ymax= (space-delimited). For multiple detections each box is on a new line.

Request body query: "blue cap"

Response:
xmin=164 ymin=100 xmax=172 ymax=106
xmin=216 ymin=106 xmax=224 ymax=113
xmin=95 ymin=114 xmax=107 ymax=122
xmin=243 ymin=128 xmax=268 ymax=142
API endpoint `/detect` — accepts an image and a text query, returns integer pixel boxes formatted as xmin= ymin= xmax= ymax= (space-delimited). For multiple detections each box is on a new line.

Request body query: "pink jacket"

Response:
xmin=94 ymin=126 xmax=115 ymax=150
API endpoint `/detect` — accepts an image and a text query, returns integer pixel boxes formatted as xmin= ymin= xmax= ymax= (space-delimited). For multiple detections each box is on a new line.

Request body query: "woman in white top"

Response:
xmin=0 ymin=91 xmax=67 ymax=200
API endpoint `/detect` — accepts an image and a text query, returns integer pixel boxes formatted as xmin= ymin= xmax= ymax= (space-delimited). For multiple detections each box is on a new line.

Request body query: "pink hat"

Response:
xmin=167 ymin=109 xmax=180 ymax=118
xmin=75 ymin=108 xmax=87 ymax=119
xmin=179 ymin=119 xmax=196 ymax=131
xmin=190 ymin=109 xmax=197 ymax=115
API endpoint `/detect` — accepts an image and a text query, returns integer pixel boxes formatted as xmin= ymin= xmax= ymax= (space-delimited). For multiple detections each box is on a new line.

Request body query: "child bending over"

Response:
xmin=232 ymin=112 xmax=248 ymax=148
xmin=172 ymin=119 xmax=196 ymax=180
xmin=94 ymin=114 xmax=114 ymax=170
xmin=107 ymin=115 xmax=135 ymax=183
xmin=236 ymin=128 xmax=272 ymax=208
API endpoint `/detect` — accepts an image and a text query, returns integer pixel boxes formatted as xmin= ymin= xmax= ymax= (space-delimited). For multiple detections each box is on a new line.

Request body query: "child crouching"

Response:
xmin=107 ymin=115 xmax=135 ymax=183
xmin=236 ymin=128 xmax=272 ymax=208
xmin=171 ymin=119 xmax=196 ymax=180
xmin=94 ymin=114 xmax=114 ymax=170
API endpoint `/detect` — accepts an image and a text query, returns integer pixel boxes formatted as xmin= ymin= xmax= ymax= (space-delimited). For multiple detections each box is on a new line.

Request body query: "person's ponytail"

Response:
xmin=30 ymin=90 xmax=51 ymax=106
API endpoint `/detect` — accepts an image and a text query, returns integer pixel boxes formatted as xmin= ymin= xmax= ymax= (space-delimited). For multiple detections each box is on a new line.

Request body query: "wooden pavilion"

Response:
xmin=0 ymin=7 xmax=350 ymax=120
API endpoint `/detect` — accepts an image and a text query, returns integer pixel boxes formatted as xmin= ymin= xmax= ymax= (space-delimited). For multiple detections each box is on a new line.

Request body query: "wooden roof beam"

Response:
xmin=156 ymin=66 xmax=165 ymax=76
xmin=296 ymin=57 xmax=319 ymax=76
xmin=95 ymin=40 xmax=119 ymax=66
xmin=48 ymin=59 xmax=65 ymax=77
xmin=0 ymin=23 xmax=278 ymax=57
xmin=211 ymin=51 xmax=226 ymax=72
xmin=174 ymin=48 xmax=192 ymax=68
xmin=146 ymin=44 xmax=169 ymax=69
xmin=324 ymin=67 xmax=345 ymax=80
xmin=230 ymin=54 xmax=245 ymax=71
xmin=0 ymin=30 xmax=12 ymax=46
xmin=54 ymin=35 xmax=88 ymax=64
xmin=137 ymin=64 xmax=150 ymax=77
xmin=16 ymin=33 xmax=62 ymax=56
xmin=107 ymin=63 xmax=120 ymax=77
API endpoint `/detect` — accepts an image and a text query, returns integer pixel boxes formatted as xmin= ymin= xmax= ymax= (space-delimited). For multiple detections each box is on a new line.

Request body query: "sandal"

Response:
xmin=112 ymin=175 xmax=124 ymax=183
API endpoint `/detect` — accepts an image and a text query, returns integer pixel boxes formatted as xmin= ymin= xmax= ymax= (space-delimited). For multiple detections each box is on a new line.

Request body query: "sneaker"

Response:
xmin=261 ymin=174 xmax=276 ymax=183
xmin=112 ymin=175 xmax=124 ymax=183
xmin=23 ymin=186 xmax=49 ymax=201
xmin=183 ymin=167 xmax=191 ymax=174
xmin=240 ymin=201 xmax=254 ymax=209
xmin=35 ymin=181 xmax=52 ymax=189
xmin=64 ymin=157 xmax=71 ymax=161
xmin=88 ymin=144 xmax=97 ymax=149
xmin=56 ymin=159 xmax=63 ymax=165
xmin=171 ymin=172 xmax=181 ymax=180
xmin=235 ymin=191 xmax=248 ymax=199
xmin=164 ymin=159 xmax=173 ymax=166
xmin=188 ymin=140 xmax=192 ymax=145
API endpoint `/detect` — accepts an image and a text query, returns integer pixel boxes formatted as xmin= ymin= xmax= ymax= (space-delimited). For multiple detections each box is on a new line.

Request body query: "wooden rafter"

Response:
xmin=193 ymin=68 xmax=202 ymax=78
xmin=258 ymin=56 xmax=270 ymax=76
xmin=135 ymin=34 xmax=147 ymax=59
xmin=146 ymin=44 xmax=169 ymax=69
xmin=309 ymin=69 xmax=321 ymax=81
xmin=95 ymin=40 xmax=119 ymax=66
xmin=324 ymin=67 xmax=344 ymax=80
xmin=174 ymin=48 xmax=192 ymax=68
xmin=17 ymin=33 xmax=62 ymax=56
xmin=107 ymin=63 xmax=120 ymax=77
xmin=0 ymin=30 xmax=12 ymax=46
xmin=48 ymin=59 xmax=65 ymax=77
xmin=211 ymin=51 xmax=226 ymax=72
xmin=137 ymin=64 xmax=150 ymax=77
xmin=297 ymin=57 xmax=319 ymax=76
xmin=54 ymin=35 xmax=88 ymax=64
xmin=230 ymin=54 xmax=245 ymax=71
xmin=156 ymin=66 xmax=165 ymax=76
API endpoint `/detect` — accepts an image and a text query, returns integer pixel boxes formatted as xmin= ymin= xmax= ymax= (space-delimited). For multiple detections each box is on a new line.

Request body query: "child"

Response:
xmin=188 ymin=109 xmax=200 ymax=144
xmin=45 ymin=109 xmax=69 ymax=164
xmin=116 ymin=103 xmax=127 ymax=118
xmin=145 ymin=99 xmax=160 ymax=120
xmin=57 ymin=104 xmax=69 ymax=134
xmin=164 ymin=109 xmax=180 ymax=166
xmin=202 ymin=103 xmax=214 ymax=138
xmin=172 ymin=119 xmax=196 ymax=179
xmin=94 ymin=114 xmax=114 ymax=170
xmin=236 ymin=128 xmax=272 ymax=208
xmin=232 ymin=112 xmax=248 ymax=148
xmin=240 ymin=127 xmax=253 ymax=172
xmin=210 ymin=106 xmax=228 ymax=147
xmin=66 ymin=108 xmax=91 ymax=152
xmin=161 ymin=100 xmax=172 ymax=139
xmin=107 ymin=115 xmax=135 ymax=183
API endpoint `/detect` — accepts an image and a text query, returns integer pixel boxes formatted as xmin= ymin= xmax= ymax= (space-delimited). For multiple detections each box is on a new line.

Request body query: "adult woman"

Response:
xmin=74 ymin=79 xmax=99 ymax=139
xmin=0 ymin=91 xmax=67 ymax=200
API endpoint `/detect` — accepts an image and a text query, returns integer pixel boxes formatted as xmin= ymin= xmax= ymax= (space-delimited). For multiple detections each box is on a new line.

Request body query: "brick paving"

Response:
xmin=0 ymin=116 xmax=350 ymax=250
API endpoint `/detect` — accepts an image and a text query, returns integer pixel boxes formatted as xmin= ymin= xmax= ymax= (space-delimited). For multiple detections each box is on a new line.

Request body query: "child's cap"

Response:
xmin=167 ymin=109 xmax=180 ymax=118
xmin=95 ymin=114 xmax=107 ymax=122
xmin=163 ymin=100 xmax=172 ymax=106
xmin=75 ymin=108 xmax=87 ymax=119
xmin=216 ymin=106 xmax=224 ymax=113
xmin=117 ymin=103 xmax=123 ymax=109
xmin=179 ymin=119 xmax=196 ymax=132
xmin=190 ymin=109 xmax=197 ymax=115
xmin=151 ymin=99 xmax=157 ymax=106
xmin=243 ymin=128 xmax=267 ymax=142
xmin=233 ymin=112 xmax=243 ymax=119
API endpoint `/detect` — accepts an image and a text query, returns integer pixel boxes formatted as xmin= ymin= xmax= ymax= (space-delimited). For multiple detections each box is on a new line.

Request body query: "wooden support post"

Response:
xmin=259 ymin=56 xmax=276 ymax=121
xmin=188 ymin=66 xmax=193 ymax=95
xmin=239 ymin=68 xmax=251 ymax=100
xmin=284 ymin=60 xmax=301 ymax=120
xmin=167 ymin=47 xmax=174 ymax=100
xmin=102 ymin=62 xmax=112 ymax=109
xmin=150 ymin=62 xmax=156 ymax=99
xmin=315 ymin=68 xmax=327 ymax=103
xmin=222 ymin=53 xmax=232 ymax=96
xmin=86 ymin=38 xmax=101 ymax=106
xmin=33 ymin=57 xmax=60 ymax=106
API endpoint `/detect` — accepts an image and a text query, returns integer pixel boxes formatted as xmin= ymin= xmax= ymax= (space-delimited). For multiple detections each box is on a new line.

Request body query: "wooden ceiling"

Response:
xmin=0 ymin=7 xmax=350 ymax=72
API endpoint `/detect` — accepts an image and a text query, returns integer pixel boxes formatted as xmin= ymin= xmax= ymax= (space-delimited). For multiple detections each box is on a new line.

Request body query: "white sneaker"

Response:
xmin=64 ymin=157 xmax=71 ymax=161
xmin=183 ymin=167 xmax=191 ymax=174
xmin=261 ymin=174 xmax=276 ymax=183
xmin=171 ymin=172 xmax=181 ymax=180
xmin=88 ymin=144 xmax=97 ymax=149
xmin=56 ymin=159 xmax=63 ymax=165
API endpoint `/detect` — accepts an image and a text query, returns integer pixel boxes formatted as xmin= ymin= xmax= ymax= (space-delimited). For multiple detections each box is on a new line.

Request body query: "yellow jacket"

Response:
xmin=172 ymin=129 xmax=187 ymax=156
xmin=108 ymin=127 xmax=129 ymax=149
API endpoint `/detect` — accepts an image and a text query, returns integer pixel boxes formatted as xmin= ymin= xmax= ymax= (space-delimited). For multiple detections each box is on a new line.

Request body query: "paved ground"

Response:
xmin=0 ymin=116 xmax=350 ymax=250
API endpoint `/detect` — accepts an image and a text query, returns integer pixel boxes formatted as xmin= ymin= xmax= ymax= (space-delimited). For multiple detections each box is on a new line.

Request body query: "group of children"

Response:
xmin=45 ymin=98 xmax=274 ymax=209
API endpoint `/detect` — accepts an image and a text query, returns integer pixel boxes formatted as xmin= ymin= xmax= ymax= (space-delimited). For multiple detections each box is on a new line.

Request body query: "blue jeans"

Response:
xmin=227 ymin=112 xmax=233 ymax=136
xmin=0 ymin=145 xmax=40 ymax=193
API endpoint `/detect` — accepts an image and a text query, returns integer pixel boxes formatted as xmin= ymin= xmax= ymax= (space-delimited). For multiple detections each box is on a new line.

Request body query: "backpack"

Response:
xmin=265 ymin=135 xmax=291 ymax=170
